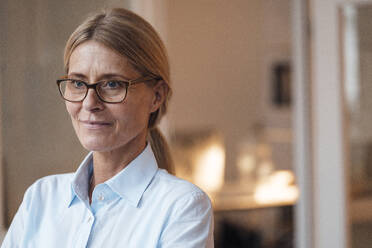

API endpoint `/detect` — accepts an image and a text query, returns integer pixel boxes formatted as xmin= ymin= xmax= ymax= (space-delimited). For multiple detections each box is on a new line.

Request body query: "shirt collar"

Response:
xmin=68 ymin=151 xmax=93 ymax=207
xmin=68 ymin=144 xmax=158 ymax=208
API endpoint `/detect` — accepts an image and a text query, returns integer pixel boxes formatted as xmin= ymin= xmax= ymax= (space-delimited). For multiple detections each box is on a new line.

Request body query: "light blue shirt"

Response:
xmin=2 ymin=145 xmax=214 ymax=247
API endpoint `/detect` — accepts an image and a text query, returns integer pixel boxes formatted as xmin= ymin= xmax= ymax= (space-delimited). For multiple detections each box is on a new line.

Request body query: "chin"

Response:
xmin=79 ymin=136 xmax=113 ymax=152
xmin=81 ymin=143 xmax=108 ymax=152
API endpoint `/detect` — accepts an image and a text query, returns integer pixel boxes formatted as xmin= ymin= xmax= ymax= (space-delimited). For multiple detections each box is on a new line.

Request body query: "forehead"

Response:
xmin=68 ymin=40 xmax=137 ymax=79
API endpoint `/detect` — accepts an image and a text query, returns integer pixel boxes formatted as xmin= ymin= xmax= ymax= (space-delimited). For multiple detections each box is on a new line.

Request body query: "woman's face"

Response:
xmin=66 ymin=40 xmax=161 ymax=152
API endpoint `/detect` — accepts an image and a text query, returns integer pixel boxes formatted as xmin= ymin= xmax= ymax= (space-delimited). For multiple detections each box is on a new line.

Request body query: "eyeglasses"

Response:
xmin=56 ymin=76 xmax=160 ymax=103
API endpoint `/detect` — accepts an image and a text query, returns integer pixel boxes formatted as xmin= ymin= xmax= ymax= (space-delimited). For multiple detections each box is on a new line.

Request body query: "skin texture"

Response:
xmin=66 ymin=41 xmax=167 ymax=201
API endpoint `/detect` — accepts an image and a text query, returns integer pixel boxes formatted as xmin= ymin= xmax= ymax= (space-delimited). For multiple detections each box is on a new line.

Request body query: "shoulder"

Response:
xmin=148 ymin=169 xmax=212 ymax=213
xmin=28 ymin=173 xmax=73 ymax=192
xmin=23 ymin=173 xmax=73 ymax=207
xmin=153 ymin=169 xmax=208 ymax=198
xmin=151 ymin=171 xmax=214 ymax=246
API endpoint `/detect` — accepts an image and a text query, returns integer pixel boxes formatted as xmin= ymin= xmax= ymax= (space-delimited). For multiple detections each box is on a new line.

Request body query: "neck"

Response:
xmin=88 ymin=133 xmax=148 ymax=202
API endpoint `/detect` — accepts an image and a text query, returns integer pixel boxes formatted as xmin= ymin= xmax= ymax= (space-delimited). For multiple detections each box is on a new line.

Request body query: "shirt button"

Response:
xmin=98 ymin=194 xmax=105 ymax=201
xmin=87 ymin=217 xmax=93 ymax=223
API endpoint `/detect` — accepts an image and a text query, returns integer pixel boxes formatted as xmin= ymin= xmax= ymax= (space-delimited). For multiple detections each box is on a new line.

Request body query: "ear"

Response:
xmin=150 ymin=80 xmax=168 ymax=113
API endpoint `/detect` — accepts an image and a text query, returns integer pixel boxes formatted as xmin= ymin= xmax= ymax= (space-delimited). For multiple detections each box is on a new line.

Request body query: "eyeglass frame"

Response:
xmin=56 ymin=75 xmax=161 ymax=104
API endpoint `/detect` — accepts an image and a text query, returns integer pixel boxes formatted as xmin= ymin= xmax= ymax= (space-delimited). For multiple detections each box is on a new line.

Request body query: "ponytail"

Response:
xmin=148 ymin=127 xmax=174 ymax=174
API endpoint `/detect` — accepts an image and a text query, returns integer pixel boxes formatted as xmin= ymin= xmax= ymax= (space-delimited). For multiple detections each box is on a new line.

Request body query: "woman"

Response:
xmin=2 ymin=8 xmax=214 ymax=248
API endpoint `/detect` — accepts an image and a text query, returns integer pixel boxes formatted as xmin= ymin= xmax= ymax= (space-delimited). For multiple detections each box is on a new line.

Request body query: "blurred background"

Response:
xmin=0 ymin=0 xmax=371 ymax=247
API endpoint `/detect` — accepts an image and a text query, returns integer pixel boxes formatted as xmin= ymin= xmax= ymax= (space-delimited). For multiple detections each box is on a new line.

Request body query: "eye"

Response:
xmin=102 ymin=81 xmax=124 ymax=89
xmin=72 ymin=80 xmax=85 ymax=89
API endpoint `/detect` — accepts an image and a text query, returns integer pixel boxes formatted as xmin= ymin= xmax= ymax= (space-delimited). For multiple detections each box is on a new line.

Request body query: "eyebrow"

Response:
xmin=67 ymin=73 xmax=87 ymax=80
xmin=67 ymin=73 xmax=131 ymax=81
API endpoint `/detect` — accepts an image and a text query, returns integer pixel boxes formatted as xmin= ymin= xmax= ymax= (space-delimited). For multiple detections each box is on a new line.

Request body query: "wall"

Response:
xmin=310 ymin=0 xmax=348 ymax=247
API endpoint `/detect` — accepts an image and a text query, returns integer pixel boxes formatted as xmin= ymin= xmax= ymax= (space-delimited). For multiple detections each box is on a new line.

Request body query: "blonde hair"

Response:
xmin=64 ymin=8 xmax=174 ymax=173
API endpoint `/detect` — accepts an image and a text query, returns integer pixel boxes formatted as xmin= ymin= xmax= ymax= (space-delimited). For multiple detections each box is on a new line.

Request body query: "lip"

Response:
xmin=80 ymin=120 xmax=113 ymax=129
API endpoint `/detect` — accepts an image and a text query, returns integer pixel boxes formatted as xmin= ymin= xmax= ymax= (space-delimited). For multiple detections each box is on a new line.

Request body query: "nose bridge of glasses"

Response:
xmin=86 ymin=82 xmax=98 ymax=89
xmin=84 ymin=83 xmax=103 ymax=102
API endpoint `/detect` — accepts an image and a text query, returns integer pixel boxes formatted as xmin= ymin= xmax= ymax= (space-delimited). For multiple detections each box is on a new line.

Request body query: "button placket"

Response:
xmin=75 ymin=211 xmax=95 ymax=248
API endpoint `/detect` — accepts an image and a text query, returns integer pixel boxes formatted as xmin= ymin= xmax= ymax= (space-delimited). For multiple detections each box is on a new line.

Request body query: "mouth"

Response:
xmin=79 ymin=120 xmax=113 ymax=129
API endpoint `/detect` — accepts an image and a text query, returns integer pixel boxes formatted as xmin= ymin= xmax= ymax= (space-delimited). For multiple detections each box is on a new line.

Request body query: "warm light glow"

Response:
xmin=270 ymin=170 xmax=295 ymax=186
xmin=254 ymin=170 xmax=299 ymax=204
xmin=237 ymin=153 xmax=256 ymax=174
xmin=194 ymin=144 xmax=225 ymax=193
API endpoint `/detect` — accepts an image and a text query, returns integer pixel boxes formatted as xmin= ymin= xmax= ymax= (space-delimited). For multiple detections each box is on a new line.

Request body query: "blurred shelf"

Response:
xmin=209 ymin=182 xmax=297 ymax=212
xmin=212 ymin=193 xmax=296 ymax=212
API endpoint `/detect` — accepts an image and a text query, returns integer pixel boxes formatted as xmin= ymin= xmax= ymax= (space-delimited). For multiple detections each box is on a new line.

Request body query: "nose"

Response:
xmin=82 ymin=88 xmax=104 ymax=112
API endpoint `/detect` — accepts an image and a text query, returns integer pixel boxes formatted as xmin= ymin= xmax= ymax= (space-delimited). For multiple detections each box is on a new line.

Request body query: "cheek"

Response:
xmin=65 ymin=102 xmax=79 ymax=119
xmin=114 ymin=102 xmax=151 ymax=130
